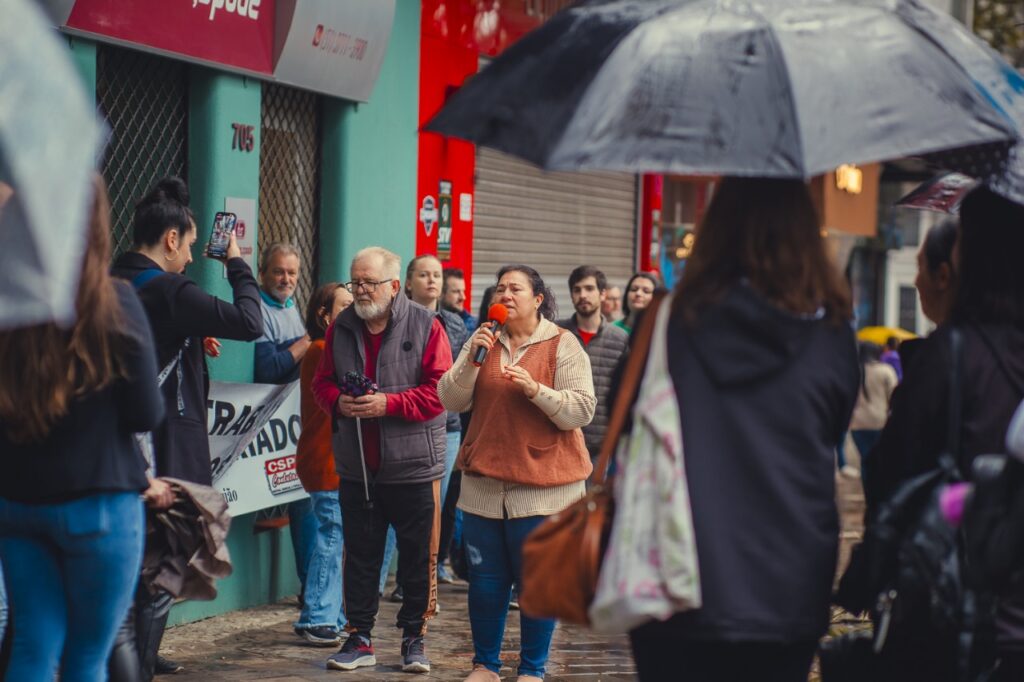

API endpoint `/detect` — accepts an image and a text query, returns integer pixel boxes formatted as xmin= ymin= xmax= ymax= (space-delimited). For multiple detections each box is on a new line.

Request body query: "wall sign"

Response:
xmin=437 ymin=180 xmax=453 ymax=260
xmin=420 ymin=195 xmax=438 ymax=237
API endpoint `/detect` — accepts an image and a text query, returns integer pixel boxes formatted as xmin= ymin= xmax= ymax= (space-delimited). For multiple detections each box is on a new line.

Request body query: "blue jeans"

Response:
xmin=295 ymin=490 xmax=346 ymax=631
xmin=463 ymin=512 xmax=556 ymax=678
xmin=379 ymin=430 xmax=462 ymax=591
xmin=289 ymin=496 xmax=316 ymax=589
xmin=0 ymin=492 xmax=144 ymax=682
xmin=852 ymin=429 xmax=882 ymax=481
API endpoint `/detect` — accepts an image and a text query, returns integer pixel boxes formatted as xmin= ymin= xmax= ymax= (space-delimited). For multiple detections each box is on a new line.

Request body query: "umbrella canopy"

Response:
xmin=857 ymin=326 xmax=916 ymax=345
xmin=0 ymin=0 xmax=106 ymax=330
xmin=427 ymin=0 xmax=1022 ymax=178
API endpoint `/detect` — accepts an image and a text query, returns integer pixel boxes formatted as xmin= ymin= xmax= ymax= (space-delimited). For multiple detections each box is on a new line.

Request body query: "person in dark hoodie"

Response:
xmin=864 ymin=187 xmax=1024 ymax=681
xmin=627 ymin=177 xmax=859 ymax=682
xmin=110 ymin=176 xmax=262 ymax=680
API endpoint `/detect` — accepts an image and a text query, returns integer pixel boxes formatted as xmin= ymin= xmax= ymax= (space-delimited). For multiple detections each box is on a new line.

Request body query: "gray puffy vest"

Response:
xmin=331 ymin=294 xmax=447 ymax=485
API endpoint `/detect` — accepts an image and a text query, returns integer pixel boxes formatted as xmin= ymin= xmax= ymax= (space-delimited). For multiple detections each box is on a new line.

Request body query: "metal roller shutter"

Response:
xmin=97 ymin=46 xmax=188 ymax=258
xmin=472 ymin=147 xmax=637 ymax=318
xmin=258 ymin=84 xmax=322 ymax=312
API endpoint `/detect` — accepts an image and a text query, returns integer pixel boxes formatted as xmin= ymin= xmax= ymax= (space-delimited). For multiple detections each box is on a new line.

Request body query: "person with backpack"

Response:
xmin=110 ymin=176 xmax=262 ymax=679
xmin=864 ymin=187 xmax=1024 ymax=681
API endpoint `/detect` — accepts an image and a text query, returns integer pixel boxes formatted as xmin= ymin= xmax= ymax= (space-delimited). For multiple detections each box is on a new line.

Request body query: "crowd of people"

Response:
xmin=0 ymin=168 xmax=1022 ymax=682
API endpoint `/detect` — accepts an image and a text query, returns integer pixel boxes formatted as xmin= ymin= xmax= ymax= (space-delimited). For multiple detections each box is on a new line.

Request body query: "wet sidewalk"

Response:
xmin=162 ymin=580 xmax=638 ymax=681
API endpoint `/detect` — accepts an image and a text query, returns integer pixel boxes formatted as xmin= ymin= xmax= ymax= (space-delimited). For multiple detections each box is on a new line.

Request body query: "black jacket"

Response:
xmin=866 ymin=323 xmax=1024 ymax=652
xmin=634 ymin=284 xmax=858 ymax=643
xmin=111 ymin=253 xmax=262 ymax=485
xmin=0 ymin=281 xmax=165 ymax=502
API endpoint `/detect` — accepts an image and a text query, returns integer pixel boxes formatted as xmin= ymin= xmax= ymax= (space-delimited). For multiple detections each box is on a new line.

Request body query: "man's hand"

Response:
xmin=289 ymin=334 xmax=312 ymax=363
xmin=337 ymin=393 xmax=388 ymax=419
xmin=143 ymin=478 xmax=175 ymax=509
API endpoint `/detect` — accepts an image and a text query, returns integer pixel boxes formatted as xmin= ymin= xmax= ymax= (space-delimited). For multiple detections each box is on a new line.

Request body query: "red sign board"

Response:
xmin=67 ymin=0 xmax=276 ymax=74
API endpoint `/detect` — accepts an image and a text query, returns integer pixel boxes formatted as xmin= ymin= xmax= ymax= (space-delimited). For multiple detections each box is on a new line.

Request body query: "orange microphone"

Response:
xmin=472 ymin=303 xmax=509 ymax=366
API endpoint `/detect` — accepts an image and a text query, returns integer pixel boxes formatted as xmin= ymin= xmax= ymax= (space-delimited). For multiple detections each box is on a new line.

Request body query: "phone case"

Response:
xmin=207 ymin=212 xmax=237 ymax=258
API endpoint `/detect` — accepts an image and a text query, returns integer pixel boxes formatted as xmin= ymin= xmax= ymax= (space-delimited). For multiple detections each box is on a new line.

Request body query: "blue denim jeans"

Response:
xmin=0 ymin=492 xmax=144 ymax=682
xmin=463 ymin=512 xmax=556 ymax=679
xmin=289 ymin=496 xmax=316 ymax=589
xmin=295 ymin=490 xmax=346 ymax=631
xmin=379 ymin=430 xmax=462 ymax=591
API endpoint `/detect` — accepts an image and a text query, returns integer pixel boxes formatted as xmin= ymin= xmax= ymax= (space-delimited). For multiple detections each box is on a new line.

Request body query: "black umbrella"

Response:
xmin=426 ymin=0 xmax=1022 ymax=179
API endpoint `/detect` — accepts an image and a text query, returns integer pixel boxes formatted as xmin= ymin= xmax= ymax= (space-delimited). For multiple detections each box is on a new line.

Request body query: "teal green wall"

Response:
xmin=168 ymin=515 xmax=298 ymax=626
xmin=66 ymin=37 xmax=96 ymax=103
xmin=172 ymin=70 xmax=301 ymax=624
xmin=186 ymin=68 xmax=261 ymax=384
xmin=320 ymin=0 xmax=420 ymax=282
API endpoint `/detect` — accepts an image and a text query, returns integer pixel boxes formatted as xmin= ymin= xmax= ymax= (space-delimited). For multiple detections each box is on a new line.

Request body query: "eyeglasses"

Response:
xmin=344 ymin=279 xmax=394 ymax=293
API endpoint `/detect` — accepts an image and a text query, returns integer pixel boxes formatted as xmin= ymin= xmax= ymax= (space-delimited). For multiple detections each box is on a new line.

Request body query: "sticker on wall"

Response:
xmin=420 ymin=195 xmax=438 ymax=237
xmin=224 ymin=196 xmax=257 ymax=277
xmin=437 ymin=180 xmax=453 ymax=261
xmin=459 ymin=193 xmax=473 ymax=222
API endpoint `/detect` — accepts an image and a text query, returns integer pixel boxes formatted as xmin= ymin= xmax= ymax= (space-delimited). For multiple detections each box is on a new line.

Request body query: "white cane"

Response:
xmin=355 ymin=415 xmax=372 ymax=506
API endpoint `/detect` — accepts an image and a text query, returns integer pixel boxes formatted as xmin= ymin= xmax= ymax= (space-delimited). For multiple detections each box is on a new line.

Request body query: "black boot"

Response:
xmin=135 ymin=588 xmax=175 ymax=681
xmin=108 ymin=605 xmax=142 ymax=682
xmin=155 ymin=655 xmax=184 ymax=675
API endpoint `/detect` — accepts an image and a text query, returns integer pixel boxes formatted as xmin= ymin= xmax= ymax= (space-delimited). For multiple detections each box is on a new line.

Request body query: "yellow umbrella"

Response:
xmin=857 ymin=326 xmax=917 ymax=345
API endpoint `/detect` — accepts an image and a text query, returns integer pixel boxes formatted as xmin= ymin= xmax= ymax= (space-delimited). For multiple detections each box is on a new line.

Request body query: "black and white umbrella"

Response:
xmin=427 ymin=0 xmax=1024 ymax=179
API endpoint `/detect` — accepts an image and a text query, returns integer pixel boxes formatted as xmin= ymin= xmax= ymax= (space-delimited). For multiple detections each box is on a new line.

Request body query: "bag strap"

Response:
xmin=131 ymin=268 xmax=165 ymax=290
xmin=942 ymin=327 xmax=963 ymax=476
xmin=591 ymin=290 xmax=667 ymax=488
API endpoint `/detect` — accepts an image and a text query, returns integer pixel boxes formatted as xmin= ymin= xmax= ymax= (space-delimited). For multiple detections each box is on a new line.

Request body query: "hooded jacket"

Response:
xmin=634 ymin=283 xmax=858 ymax=642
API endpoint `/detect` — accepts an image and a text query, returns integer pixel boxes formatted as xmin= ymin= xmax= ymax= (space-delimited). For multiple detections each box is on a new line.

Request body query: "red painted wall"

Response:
xmin=416 ymin=1 xmax=572 ymax=305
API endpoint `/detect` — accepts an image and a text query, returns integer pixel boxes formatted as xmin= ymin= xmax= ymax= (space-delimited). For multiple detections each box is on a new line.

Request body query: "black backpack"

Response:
xmin=826 ymin=329 xmax=998 ymax=682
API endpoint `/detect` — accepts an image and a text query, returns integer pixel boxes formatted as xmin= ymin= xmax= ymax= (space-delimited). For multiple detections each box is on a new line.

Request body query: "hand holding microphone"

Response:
xmin=471 ymin=304 xmax=509 ymax=366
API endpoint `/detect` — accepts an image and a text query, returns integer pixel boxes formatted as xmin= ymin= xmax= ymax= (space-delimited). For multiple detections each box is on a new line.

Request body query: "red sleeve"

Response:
xmin=311 ymin=324 xmax=342 ymax=417
xmin=384 ymin=318 xmax=453 ymax=422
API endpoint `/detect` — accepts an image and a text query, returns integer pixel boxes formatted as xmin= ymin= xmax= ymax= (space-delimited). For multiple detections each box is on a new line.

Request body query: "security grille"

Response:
xmin=97 ymin=46 xmax=188 ymax=257
xmin=259 ymin=84 xmax=321 ymax=310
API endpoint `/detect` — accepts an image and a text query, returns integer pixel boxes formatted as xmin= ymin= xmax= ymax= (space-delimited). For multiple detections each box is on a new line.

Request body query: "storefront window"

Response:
xmin=659 ymin=177 xmax=713 ymax=289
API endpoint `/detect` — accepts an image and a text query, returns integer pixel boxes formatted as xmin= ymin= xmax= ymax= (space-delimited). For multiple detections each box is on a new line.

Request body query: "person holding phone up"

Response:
xmin=110 ymin=176 xmax=263 ymax=679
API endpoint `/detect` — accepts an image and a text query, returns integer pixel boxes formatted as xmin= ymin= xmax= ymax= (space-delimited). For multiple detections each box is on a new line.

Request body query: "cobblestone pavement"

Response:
xmin=162 ymin=580 xmax=637 ymax=681
xmin=163 ymin=446 xmax=867 ymax=682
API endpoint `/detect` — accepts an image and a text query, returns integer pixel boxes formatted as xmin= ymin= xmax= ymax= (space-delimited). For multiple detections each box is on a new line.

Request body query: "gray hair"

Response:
xmin=352 ymin=246 xmax=401 ymax=280
xmin=259 ymin=242 xmax=301 ymax=273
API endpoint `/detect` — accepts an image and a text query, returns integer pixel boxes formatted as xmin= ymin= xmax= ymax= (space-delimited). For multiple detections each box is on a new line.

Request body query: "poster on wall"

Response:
xmin=437 ymin=180 xmax=453 ymax=260
xmin=207 ymin=380 xmax=308 ymax=516
xmin=224 ymin=197 xmax=257 ymax=274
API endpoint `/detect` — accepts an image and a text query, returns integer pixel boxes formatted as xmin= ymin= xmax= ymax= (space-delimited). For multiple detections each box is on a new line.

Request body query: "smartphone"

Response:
xmin=206 ymin=212 xmax=237 ymax=259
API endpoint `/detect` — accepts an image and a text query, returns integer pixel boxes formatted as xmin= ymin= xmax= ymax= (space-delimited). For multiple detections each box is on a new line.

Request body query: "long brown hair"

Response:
xmin=674 ymin=177 xmax=851 ymax=324
xmin=0 ymin=175 xmax=127 ymax=443
xmin=304 ymin=282 xmax=344 ymax=341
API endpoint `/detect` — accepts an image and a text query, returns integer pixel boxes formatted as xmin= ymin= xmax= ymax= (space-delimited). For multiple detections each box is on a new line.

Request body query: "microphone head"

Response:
xmin=487 ymin=303 xmax=509 ymax=325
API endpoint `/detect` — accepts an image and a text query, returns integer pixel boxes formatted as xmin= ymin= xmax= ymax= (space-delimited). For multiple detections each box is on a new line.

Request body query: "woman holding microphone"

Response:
xmin=438 ymin=264 xmax=596 ymax=682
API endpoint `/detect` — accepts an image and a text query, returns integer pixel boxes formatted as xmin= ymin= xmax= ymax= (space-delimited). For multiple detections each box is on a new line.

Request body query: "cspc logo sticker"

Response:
xmin=193 ymin=0 xmax=262 ymax=22
xmin=264 ymin=454 xmax=302 ymax=495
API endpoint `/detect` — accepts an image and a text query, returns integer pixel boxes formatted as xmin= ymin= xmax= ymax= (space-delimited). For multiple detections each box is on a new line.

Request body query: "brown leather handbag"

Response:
xmin=518 ymin=292 xmax=666 ymax=625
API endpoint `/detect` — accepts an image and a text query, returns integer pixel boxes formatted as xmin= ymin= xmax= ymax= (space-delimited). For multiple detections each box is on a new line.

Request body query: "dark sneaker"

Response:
xmin=389 ymin=585 xmax=404 ymax=603
xmin=509 ymin=588 xmax=520 ymax=611
xmin=437 ymin=565 xmax=456 ymax=584
xmin=297 ymin=626 xmax=342 ymax=646
xmin=401 ymin=635 xmax=431 ymax=673
xmin=155 ymin=655 xmax=184 ymax=675
xmin=326 ymin=633 xmax=376 ymax=671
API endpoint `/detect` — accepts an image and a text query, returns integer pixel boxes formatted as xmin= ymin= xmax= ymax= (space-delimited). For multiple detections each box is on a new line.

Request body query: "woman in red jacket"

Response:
xmin=293 ymin=282 xmax=352 ymax=646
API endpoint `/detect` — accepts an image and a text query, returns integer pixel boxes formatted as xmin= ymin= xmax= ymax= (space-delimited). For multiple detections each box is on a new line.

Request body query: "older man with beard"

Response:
xmin=312 ymin=247 xmax=452 ymax=674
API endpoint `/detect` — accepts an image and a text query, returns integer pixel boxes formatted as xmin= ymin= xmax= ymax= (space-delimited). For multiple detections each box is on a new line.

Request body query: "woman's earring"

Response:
xmin=163 ymin=247 xmax=180 ymax=262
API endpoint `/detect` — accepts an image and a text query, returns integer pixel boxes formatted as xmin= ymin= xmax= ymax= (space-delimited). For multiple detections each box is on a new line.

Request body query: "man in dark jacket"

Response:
xmin=312 ymin=247 xmax=452 ymax=675
xmin=557 ymin=265 xmax=629 ymax=468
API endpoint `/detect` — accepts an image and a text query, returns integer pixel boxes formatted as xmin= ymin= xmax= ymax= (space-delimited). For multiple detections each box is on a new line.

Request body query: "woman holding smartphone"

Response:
xmin=110 ymin=176 xmax=262 ymax=679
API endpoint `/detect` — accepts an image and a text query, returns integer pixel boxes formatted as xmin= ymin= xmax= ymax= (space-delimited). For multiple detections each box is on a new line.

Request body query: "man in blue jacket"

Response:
xmin=255 ymin=242 xmax=310 ymax=384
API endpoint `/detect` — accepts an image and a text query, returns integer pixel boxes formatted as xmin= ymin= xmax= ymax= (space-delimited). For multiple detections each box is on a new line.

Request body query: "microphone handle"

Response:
xmin=471 ymin=322 xmax=501 ymax=366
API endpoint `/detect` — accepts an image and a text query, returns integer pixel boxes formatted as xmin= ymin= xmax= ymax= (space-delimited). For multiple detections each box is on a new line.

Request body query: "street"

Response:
xmin=162 ymin=581 xmax=637 ymax=681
